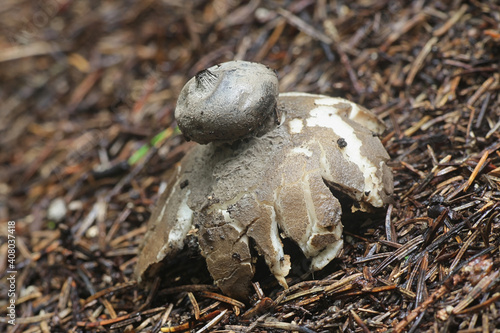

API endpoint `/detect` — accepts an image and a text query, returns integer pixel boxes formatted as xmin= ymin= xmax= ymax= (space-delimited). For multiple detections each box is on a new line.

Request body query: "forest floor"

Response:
xmin=0 ymin=0 xmax=499 ymax=332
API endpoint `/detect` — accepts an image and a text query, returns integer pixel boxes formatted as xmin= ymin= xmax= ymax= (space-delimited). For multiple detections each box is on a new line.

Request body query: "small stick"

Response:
xmin=448 ymin=229 xmax=479 ymax=273
xmin=258 ymin=321 xmax=316 ymax=333
xmin=455 ymin=292 xmax=500 ymax=315
xmin=463 ymin=150 xmax=489 ymax=191
xmin=241 ymin=297 xmax=275 ymax=320
xmin=385 ymin=204 xmax=395 ymax=243
xmin=83 ymin=281 xmax=137 ymax=305
xmin=467 ymin=76 xmax=495 ymax=106
xmin=433 ymin=4 xmax=469 ymax=37
xmin=405 ymin=37 xmax=438 ymax=87
xmin=381 ymin=13 xmax=427 ymax=52
xmin=452 ymin=270 xmax=500 ymax=314
xmin=350 ymin=310 xmax=370 ymax=333
xmin=403 ymin=115 xmax=432 ymax=137
xmin=475 ymin=92 xmax=491 ymax=129
xmin=160 ymin=310 xmax=222 ymax=333
xmin=187 ymin=292 xmax=200 ymax=320
xmin=393 ymin=275 xmax=462 ymax=333
xmin=197 ymin=290 xmax=245 ymax=309
xmin=195 ymin=309 xmax=227 ymax=333
xmin=323 ymin=19 xmax=364 ymax=93
xmin=277 ymin=8 xmax=332 ymax=44
xmin=255 ymin=18 xmax=286 ymax=61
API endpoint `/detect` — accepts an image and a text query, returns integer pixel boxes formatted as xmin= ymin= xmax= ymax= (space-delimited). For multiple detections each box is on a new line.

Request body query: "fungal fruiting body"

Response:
xmin=135 ymin=61 xmax=393 ymax=300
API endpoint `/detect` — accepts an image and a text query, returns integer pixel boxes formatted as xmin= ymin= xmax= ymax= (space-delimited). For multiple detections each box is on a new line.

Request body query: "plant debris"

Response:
xmin=0 ymin=1 xmax=499 ymax=332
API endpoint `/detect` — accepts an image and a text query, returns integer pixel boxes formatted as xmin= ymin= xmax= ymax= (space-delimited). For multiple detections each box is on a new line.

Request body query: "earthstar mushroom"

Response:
xmin=135 ymin=61 xmax=393 ymax=300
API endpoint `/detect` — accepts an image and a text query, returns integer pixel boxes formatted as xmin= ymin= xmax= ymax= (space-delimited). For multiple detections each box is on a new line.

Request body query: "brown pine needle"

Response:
xmin=464 ymin=150 xmax=489 ymax=191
